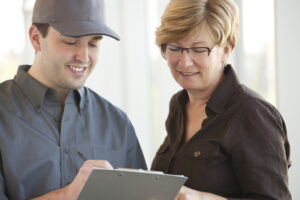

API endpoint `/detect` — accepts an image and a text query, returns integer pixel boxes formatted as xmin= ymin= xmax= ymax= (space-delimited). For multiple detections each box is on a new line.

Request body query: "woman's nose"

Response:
xmin=178 ymin=50 xmax=193 ymax=68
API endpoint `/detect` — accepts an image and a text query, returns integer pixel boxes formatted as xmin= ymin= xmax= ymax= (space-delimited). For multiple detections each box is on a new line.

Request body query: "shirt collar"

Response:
xmin=174 ymin=64 xmax=240 ymax=115
xmin=14 ymin=65 xmax=47 ymax=112
xmin=77 ymin=87 xmax=85 ymax=110
xmin=13 ymin=65 xmax=85 ymax=112
xmin=206 ymin=64 xmax=240 ymax=114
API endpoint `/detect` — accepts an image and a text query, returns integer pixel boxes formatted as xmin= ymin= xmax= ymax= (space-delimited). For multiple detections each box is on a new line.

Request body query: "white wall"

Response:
xmin=275 ymin=0 xmax=300 ymax=199
xmin=86 ymin=0 xmax=154 ymax=166
xmin=87 ymin=0 xmax=178 ymax=167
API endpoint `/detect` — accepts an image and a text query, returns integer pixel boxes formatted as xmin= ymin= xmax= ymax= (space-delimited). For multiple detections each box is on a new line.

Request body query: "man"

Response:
xmin=0 ymin=0 xmax=147 ymax=199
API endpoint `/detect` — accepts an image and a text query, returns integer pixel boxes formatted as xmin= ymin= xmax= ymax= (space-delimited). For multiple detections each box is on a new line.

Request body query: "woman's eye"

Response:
xmin=192 ymin=48 xmax=206 ymax=53
xmin=168 ymin=47 xmax=180 ymax=51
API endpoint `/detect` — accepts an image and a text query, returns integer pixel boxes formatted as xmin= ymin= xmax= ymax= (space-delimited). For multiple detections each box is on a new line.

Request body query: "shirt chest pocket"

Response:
xmin=78 ymin=145 xmax=126 ymax=168
xmin=181 ymin=143 xmax=234 ymax=190
xmin=184 ymin=143 xmax=228 ymax=169
xmin=93 ymin=147 xmax=127 ymax=168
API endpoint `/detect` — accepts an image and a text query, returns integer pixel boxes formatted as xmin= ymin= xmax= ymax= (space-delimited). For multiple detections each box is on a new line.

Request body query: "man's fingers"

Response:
xmin=86 ymin=160 xmax=113 ymax=169
xmin=73 ymin=160 xmax=113 ymax=188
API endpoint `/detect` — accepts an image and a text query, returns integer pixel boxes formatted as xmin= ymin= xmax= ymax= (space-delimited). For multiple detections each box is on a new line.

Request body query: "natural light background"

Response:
xmin=0 ymin=0 xmax=283 ymax=171
xmin=1 ymin=0 xmax=299 ymax=198
xmin=0 ymin=0 xmax=24 ymax=81
xmin=241 ymin=0 xmax=276 ymax=104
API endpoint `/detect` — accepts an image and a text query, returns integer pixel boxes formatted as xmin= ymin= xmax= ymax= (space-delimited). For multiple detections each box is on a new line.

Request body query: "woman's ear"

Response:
xmin=29 ymin=25 xmax=42 ymax=52
xmin=220 ymin=45 xmax=232 ymax=64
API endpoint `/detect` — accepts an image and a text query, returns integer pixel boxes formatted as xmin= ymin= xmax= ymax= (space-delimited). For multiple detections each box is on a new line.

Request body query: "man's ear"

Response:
xmin=29 ymin=25 xmax=42 ymax=52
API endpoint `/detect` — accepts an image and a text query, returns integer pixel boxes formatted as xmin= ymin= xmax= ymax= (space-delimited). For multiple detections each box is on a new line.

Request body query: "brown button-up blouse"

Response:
xmin=151 ymin=65 xmax=291 ymax=200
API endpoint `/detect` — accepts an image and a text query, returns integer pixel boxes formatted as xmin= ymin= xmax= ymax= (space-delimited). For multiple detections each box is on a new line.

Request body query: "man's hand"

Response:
xmin=31 ymin=160 xmax=113 ymax=200
xmin=175 ymin=186 xmax=227 ymax=200
xmin=68 ymin=160 xmax=113 ymax=199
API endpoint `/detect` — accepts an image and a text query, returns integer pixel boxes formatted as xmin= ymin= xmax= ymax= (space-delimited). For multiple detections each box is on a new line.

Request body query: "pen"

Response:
xmin=77 ymin=151 xmax=88 ymax=161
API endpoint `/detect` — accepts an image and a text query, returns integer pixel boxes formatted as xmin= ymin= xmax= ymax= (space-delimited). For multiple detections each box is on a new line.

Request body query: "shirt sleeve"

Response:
xmin=228 ymin=104 xmax=291 ymax=200
xmin=0 ymin=154 xmax=9 ymax=200
xmin=124 ymin=120 xmax=147 ymax=170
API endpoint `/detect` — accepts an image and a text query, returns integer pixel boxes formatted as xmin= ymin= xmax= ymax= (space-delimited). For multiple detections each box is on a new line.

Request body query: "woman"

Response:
xmin=151 ymin=0 xmax=291 ymax=199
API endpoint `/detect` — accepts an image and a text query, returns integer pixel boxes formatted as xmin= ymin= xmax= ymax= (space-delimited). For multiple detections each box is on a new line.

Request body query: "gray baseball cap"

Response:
xmin=32 ymin=0 xmax=120 ymax=40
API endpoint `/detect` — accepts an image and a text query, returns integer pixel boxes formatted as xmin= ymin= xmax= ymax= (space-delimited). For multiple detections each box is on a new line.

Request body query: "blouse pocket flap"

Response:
xmin=184 ymin=143 xmax=220 ymax=160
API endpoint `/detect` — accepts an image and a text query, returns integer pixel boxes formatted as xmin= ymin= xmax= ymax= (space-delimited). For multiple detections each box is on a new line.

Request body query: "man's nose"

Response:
xmin=74 ymin=45 xmax=89 ymax=63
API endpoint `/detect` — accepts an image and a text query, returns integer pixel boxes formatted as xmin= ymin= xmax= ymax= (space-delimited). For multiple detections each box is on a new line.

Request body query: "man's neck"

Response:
xmin=28 ymin=64 xmax=70 ymax=106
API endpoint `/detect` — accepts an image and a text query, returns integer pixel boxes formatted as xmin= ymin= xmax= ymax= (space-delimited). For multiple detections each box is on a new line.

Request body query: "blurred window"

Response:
xmin=235 ymin=0 xmax=276 ymax=105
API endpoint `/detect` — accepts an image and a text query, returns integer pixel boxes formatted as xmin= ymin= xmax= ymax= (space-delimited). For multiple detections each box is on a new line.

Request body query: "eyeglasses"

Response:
xmin=162 ymin=44 xmax=214 ymax=59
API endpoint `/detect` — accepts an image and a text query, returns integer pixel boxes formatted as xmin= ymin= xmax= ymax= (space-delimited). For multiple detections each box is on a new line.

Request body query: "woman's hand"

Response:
xmin=175 ymin=186 xmax=227 ymax=200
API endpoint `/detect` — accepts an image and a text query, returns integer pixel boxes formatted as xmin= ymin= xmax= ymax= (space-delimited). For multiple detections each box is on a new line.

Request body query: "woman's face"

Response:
xmin=165 ymin=31 xmax=231 ymax=95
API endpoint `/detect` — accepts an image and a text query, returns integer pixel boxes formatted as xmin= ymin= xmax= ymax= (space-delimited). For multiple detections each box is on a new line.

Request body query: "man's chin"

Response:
xmin=72 ymin=84 xmax=85 ymax=90
xmin=66 ymin=81 xmax=86 ymax=90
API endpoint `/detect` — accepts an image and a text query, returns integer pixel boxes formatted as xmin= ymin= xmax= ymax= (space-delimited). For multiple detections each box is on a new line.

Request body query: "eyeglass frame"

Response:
xmin=161 ymin=44 xmax=214 ymax=59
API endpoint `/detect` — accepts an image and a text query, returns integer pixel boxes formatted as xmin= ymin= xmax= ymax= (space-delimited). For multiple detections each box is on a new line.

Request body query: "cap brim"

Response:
xmin=50 ymin=21 xmax=120 ymax=40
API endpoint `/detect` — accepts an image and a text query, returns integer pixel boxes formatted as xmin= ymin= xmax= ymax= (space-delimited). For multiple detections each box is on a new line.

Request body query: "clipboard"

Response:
xmin=78 ymin=168 xmax=188 ymax=200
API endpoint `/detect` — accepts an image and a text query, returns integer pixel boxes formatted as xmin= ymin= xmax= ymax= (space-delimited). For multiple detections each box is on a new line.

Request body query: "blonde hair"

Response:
xmin=156 ymin=0 xmax=239 ymax=51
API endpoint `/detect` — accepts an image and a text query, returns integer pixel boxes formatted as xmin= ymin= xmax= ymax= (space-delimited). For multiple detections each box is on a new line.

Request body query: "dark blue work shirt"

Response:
xmin=0 ymin=65 xmax=147 ymax=200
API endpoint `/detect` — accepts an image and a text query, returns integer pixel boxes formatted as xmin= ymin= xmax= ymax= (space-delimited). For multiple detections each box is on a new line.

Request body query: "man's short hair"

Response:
xmin=32 ymin=23 xmax=50 ymax=38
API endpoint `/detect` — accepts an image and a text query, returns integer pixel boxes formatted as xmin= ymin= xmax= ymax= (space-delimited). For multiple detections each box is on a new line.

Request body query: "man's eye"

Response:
xmin=64 ymin=41 xmax=76 ymax=45
xmin=89 ymin=43 xmax=99 ymax=47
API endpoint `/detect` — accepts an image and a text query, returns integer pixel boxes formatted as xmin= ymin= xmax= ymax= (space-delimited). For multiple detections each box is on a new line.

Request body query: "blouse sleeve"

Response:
xmin=228 ymin=102 xmax=291 ymax=200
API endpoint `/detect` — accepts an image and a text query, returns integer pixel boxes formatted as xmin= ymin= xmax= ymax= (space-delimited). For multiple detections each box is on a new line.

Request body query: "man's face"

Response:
xmin=33 ymin=26 xmax=102 ymax=92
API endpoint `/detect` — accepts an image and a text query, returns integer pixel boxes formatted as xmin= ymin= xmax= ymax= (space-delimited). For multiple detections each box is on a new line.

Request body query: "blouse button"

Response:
xmin=194 ymin=151 xmax=201 ymax=158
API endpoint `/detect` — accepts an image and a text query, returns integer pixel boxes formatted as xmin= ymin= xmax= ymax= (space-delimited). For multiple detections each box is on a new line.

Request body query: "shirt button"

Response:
xmin=64 ymin=148 xmax=70 ymax=153
xmin=194 ymin=151 xmax=201 ymax=158
xmin=35 ymin=104 xmax=41 ymax=112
